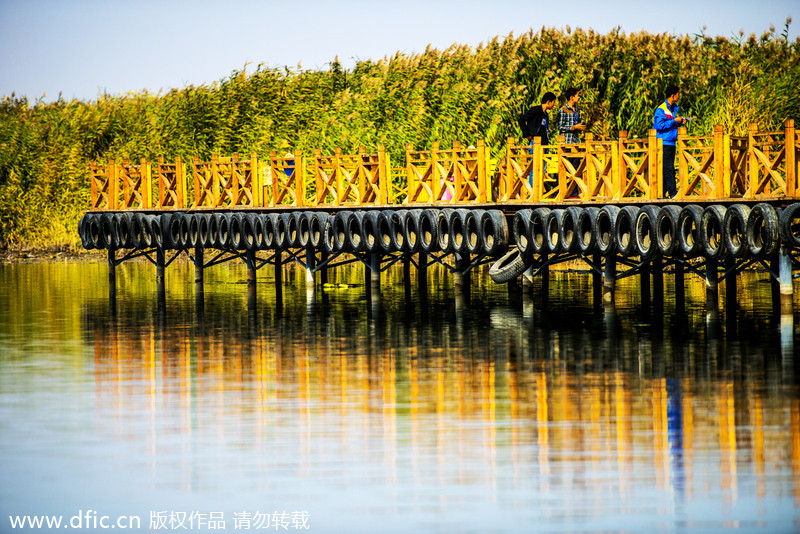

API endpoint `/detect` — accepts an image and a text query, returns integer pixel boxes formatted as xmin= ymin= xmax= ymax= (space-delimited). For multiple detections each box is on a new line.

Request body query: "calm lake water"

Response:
xmin=1 ymin=258 xmax=799 ymax=533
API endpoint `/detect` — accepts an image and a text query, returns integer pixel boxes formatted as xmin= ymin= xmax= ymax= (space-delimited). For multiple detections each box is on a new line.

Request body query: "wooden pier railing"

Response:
xmin=89 ymin=121 xmax=799 ymax=210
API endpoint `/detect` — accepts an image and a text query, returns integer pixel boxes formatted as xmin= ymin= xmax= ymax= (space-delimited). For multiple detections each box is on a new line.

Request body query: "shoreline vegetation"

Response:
xmin=1 ymin=24 xmax=798 ymax=251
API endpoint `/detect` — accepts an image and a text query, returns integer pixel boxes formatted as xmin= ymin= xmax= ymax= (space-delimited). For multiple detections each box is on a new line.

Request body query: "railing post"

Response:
xmin=405 ymin=143 xmax=415 ymax=204
xmin=251 ymin=152 xmax=261 ymax=207
xmin=109 ymin=159 xmax=118 ymax=210
xmin=141 ymin=158 xmax=153 ymax=209
xmin=557 ymin=134 xmax=566 ymax=201
xmin=616 ymin=131 xmax=626 ymax=201
xmin=505 ymin=137 xmax=514 ymax=202
xmin=477 ymin=140 xmax=487 ymax=203
xmin=532 ymin=137 xmax=542 ymax=202
xmin=713 ymin=125 xmax=724 ymax=199
xmin=431 ymin=142 xmax=440 ymax=203
xmin=334 ymin=147 xmax=343 ymax=205
xmin=585 ymin=132 xmax=595 ymax=200
xmin=193 ymin=155 xmax=201 ymax=207
xmin=176 ymin=156 xmax=186 ymax=209
xmin=648 ymin=129 xmax=659 ymax=200
xmin=296 ymin=151 xmax=306 ymax=206
xmin=677 ymin=127 xmax=687 ymax=198
xmin=786 ymin=119 xmax=796 ymax=198
xmin=378 ymin=145 xmax=389 ymax=204
xmin=452 ymin=141 xmax=461 ymax=202
xmin=746 ymin=123 xmax=758 ymax=199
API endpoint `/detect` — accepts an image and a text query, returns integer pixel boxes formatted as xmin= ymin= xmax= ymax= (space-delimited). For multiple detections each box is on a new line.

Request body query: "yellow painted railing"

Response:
xmin=89 ymin=121 xmax=799 ymax=210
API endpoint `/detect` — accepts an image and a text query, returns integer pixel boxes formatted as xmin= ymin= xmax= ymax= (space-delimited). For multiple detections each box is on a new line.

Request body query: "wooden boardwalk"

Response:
xmin=80 ymin=121 xmax=800 ymax=319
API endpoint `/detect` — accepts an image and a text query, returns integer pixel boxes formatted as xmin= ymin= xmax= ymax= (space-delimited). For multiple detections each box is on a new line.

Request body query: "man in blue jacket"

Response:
xmin=653 ymin=84 xmax=687 ymax=199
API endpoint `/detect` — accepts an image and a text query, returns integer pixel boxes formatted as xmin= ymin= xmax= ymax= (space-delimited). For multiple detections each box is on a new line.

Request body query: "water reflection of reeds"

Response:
xmin=82 ymin=263 xmax=800 ymax=511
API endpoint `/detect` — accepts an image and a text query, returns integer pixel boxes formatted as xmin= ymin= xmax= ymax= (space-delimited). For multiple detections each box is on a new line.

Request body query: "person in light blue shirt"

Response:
xmin=653 ymin=84 xmax=688 ymax=199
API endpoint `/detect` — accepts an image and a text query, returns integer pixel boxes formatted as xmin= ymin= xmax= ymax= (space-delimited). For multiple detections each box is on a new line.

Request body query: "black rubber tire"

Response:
xmin=159 ymin=212 xmax=180 ymax=250
xmin=436 ymin=208 xmax=455 ymax=253
xmin=77 ymin=214 xmax=87 ymax=248
xmin=614 ymin=206 xmax=639 ymax=257
xmin=86 ymin=213 xmax=102 ymax=249
xmin=655 ymin=205 xmax=681 ymax=257
xmin=185 ymin=214 xmax=199 ymax=248
xmin=347 ymin=211 xmax=367 ymax=252
xmin=229 ymin=213 xmax=246 ymax=250
xmin=747 ymin=202 xmax=779 ymax=258
xmin=701 ymin=205 xmax=727 ymax=260
xmin=323 ymin=215 xmax=336 ymax=254
xmin=286 ymin=212 xmax=301 ymax=248
xmin=297 ymin=212 xmax=312 ymax=248
xmin=489 ymin=250 xmax=533 ymax=284
xmin=403 ymin=209 xmax=425 ymax=254
xmin=358 ymin=211 xmax=377 ymax=253
xmin=241 ymin=213 xmax=260 ymax=250
xmin=635 ymin=205 xmax=660 ymax=261
xmin=678 ymin=205 xmax=703 ymax=258
xmin=559 ymin=206 xmax=583 ymax=254
xmin=333 ymin=211 xmax=353 ymax=252
xmin=377 ymin=210 xmax=397 ymax=253
xmin=389 ymin=210 xmax=407 ymax=252
xmin=779 ymin=203 xmax=800 ymax=248
xmin=419 ymin=209 xmax=441 ymax=253
xmin=275 ymin=212 xmax=290 ymax=249
xmin=263 ymin=214 xmax=278 ymax=249
xmin=147 ymin=215 xmax=164 ymax=248
xmin=576 ymin=207 xmax=599 ymax=254
xmin=544 ymin=209 xmax=564 ymax=254
xmin=113 ymin=212 xmax=133 ymax=249
xmin=99 ymin=213 xmax=116 ymax=250
xmin=309 ymin=212 xmax=328 ymax=249
xmin=465 ymin=209 xmax=487 ymax=255
xmin=176 ymin=213 xmax=190 ymax=249
xmin=214 ymin=213 xmax=229 ymax=249
xmin=204 ymin=214 xmax=217 ymax=248
xmin=595 ymin=205 xmax=619 ymax=255
xmin=448 ymin=209 xmax=471 ymax=255
xmin=481 ymin=210 xmax=509 ymax=256
xmin=130 ymin=213 xmax=148 ymax=249
xmin=529 ymin=208 xmax=551 ymax=255
xmin=723 ymin=204 xmax=751 ymax=259
xmin=512 ymin=209 xmax=533 ymax=255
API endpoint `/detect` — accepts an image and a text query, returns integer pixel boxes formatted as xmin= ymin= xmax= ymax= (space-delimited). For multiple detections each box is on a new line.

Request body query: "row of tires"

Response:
xmin=78 ymin=209 xmax=511 ymax=256
xmin=511 ymin=202 xmax=800 ymax=261
xmin=488 ymin=202 xmax=800 ymax=283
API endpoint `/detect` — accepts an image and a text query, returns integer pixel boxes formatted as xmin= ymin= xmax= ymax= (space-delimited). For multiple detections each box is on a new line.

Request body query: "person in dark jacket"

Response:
xmin=518 ymin=91 xmax=557 ymax=144
xmin=518 ymin=92 xmax=557 ymax=188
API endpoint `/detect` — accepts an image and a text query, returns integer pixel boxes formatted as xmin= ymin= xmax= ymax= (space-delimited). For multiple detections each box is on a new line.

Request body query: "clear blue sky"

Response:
xmin=1 ymin=0 xmax=796 ymax=103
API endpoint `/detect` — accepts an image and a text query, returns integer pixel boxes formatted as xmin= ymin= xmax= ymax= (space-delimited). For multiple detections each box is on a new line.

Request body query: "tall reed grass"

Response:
xmin=1 ymin=24 xmax=797 ymax=249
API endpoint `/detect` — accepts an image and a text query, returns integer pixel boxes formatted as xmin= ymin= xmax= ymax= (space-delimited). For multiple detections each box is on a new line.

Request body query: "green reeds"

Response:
xmin=1 ymin=23 xmax=798 ymax=249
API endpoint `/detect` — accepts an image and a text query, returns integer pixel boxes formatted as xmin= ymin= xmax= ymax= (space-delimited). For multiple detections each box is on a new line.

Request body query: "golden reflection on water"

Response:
xmin=2 ymin=260 xmax=799 ymax=529
xmin=81 ymin=259 xmax=800 ymax=520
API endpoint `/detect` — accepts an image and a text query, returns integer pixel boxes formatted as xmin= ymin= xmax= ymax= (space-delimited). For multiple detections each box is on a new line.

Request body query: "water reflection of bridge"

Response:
xmin=85 ymin=286 xmax=800 ymax=511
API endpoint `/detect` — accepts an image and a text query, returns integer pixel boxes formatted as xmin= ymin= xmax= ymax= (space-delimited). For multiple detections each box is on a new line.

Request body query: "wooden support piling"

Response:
xmin=274 ymin=250 xmax=283 ymax=300
xmin=705 ymin=258 xmax=719 ymax=313
xmin=640 ymin=261 xmax=651 ymax=314
xmin=246 ymin=248 xmax=257 ymax=306
xmin=306 ymin=247 xmax=316 ymax=288
xmin=603 ymin=254 xmax=616 ymax=306
xmin=652 ymin=257 xmax=663 ymax=308
xmin=592 ymin=251 xmax=602 ymax=309
xmin=194 ymin=243 xmax=204 ymax=292
xmin=779 ymin=245 xmax=794 ymax=316
xmin=418 ymin=251 xmax=428 ymax=293
xmin=675 ymin=260 xmax=685 ymax=314
xmin=107 ymin=247 xmax=116 ymax=296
